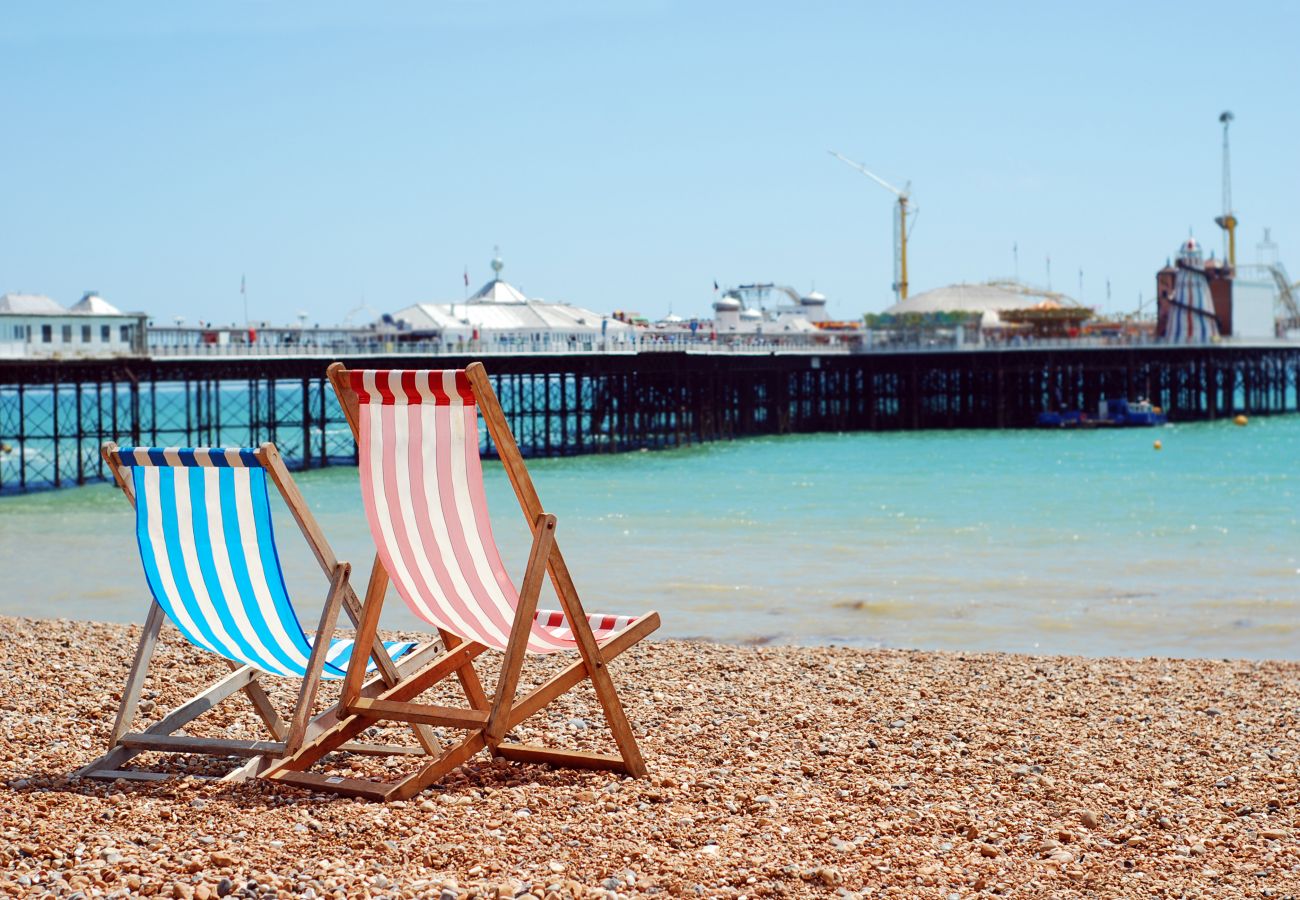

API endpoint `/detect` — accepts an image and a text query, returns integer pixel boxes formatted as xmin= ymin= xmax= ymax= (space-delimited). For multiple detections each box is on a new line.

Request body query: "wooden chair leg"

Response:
xmin=485 ymin=515 xmax=555 ymax=743
xmin=237 ymin=672 xmax=288 ymax=741
xmin=344 ymin=555 xmax=404 ymax=689
xmin=285 ymin=563 xmax=350 ymax=754
xmin=107 ymin=601 xmax=167 ymax=750
xmin=548 ymin=554 xmax=648 ymax=777
xmin=342 ymin=558 xmax=389 ymax=708
xmin=440 ymin=630 xmax=491 ymax=711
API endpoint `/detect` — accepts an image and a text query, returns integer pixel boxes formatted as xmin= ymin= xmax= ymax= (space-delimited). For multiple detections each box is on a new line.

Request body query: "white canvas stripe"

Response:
xmin=441 ymin=379 xmax=525 ymax=647
xmin=202 ymin=469 xmax=295 ymax=676
xmin=141 ymin=468 xmax=219 ymax=656
xmin=231 ymin=468 xmax=311 ymax=672
xmin=396 ymin=400 xmax=492 ymax=643
xmin=325 ymin=638 xmax=353 ymax=666
xmin=413 ymin=401 xmax=510 ymax=647
xmin=171 ymin=469 xmax=252 ymax=664
xmin=364 ymin=391 xmax=441 ymax=629
xmin=443 ymin=375 xmax=565 ymax=653
xmin=316 ymin=638 xmax=415 ymax=679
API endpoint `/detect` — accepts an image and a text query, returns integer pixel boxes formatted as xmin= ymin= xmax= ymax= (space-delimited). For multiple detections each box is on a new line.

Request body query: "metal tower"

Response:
xmin=1214 ymin=111 xmax=1238 ymax=268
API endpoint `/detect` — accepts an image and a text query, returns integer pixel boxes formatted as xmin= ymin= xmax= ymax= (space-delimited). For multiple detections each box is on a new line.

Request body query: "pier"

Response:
xmin=1 ymin=343 xmax=1298 ymax=493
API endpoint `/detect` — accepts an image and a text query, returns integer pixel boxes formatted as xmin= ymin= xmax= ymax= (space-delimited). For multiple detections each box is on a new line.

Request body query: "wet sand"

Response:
xmin=2 ymin=615 xmax=1299 ymax=898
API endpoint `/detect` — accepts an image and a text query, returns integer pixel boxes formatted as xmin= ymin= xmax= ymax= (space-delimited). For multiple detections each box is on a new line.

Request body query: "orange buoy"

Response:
xmin=1153 ymin=440 xmax=1163 ymax=451
xmin=1234 ymin=414 xmax=1248 ymax=426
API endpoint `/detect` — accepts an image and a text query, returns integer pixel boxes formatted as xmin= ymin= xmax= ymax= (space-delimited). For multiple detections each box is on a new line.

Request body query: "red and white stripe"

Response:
xmin=353 ymin=369 xmax=642 ymax=655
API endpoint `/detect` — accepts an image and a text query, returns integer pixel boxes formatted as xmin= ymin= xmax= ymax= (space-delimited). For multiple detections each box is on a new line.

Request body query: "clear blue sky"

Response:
xmin=3 ymin=1 xmax=1297 ymax=326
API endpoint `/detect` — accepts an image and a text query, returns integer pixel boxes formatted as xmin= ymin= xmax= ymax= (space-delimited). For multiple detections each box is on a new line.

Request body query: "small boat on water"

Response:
xmin=1037 ymin=398 xmax=1167 ymax=428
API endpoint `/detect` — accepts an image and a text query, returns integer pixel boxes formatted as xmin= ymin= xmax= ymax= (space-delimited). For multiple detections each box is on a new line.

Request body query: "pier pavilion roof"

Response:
xmin=391 ymin=265 xmax=631 ymax=337
xmin=394 ymin=297 xmax=631 ymax=335
xmin=885 ymin=281 xmax=1081 ymax=315
xmin=0 ymin=293 xmax=65 ymax=315
xmin=68 ymin=292 xmax=124 ymax=315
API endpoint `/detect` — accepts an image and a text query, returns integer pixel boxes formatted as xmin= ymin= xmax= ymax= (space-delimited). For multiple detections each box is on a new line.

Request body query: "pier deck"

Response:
xmin=1 ymin=344 xmax=1297 ymax=493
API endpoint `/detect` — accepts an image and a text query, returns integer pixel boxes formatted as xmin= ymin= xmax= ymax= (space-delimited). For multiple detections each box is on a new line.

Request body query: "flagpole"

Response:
xmin=241 ymin=274 xmax=248 ymax=327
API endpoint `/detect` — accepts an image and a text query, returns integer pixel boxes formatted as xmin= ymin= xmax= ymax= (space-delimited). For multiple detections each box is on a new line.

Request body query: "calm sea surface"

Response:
xmin=1 ymin=418 xmax=1297 ymax=660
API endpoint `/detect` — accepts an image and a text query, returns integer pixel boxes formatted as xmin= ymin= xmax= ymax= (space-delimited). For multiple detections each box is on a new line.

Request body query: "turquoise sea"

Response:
xmin=1 ymin=418 xmax=1297 ymax=660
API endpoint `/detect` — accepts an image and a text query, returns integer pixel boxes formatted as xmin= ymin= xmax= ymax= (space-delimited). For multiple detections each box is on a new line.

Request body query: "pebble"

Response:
xmin=3 ymin=616 xmax=1297 ymax=898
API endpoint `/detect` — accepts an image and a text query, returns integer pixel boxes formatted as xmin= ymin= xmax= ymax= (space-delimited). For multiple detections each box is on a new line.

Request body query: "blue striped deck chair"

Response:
xmin=77 ymin=441 xmax=442 ymax=784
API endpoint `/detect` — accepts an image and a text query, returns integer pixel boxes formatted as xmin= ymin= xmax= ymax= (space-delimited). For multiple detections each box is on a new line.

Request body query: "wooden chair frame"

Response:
xmin=76 ymin=441 xmax=442 ymax=784
xmin=262 ymin=362 xmax=660 ymax=801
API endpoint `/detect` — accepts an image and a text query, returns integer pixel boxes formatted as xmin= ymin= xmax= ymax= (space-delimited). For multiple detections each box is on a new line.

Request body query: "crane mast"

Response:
xmin=1214 ymin=111 xmax=1238 ymax=268
xmin=829 ymin=150 xmax=916 ymax=303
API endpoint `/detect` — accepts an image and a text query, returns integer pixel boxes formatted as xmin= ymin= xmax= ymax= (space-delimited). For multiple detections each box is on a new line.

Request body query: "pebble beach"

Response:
xmin=3 ymin=615 xmax=1300 ymax=899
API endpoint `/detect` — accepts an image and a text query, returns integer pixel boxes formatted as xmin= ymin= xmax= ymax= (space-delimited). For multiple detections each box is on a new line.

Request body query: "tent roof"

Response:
xmin=885 ymin=281 xmax=1081 ymax=314
xmin=467 ymin=277 xmax=530 ymax=305
xmin=69 ymin=293 xmax=123 ymax=315
xmin=392 ymin=275 xmax=631 ymax=335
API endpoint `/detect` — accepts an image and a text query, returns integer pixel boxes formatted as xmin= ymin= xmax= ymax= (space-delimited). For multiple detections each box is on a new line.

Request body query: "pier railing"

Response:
xmin=145 ymin=336 xmax=855 ymax=358
xmin=145 ymin=333 xmax=1300 ymax=360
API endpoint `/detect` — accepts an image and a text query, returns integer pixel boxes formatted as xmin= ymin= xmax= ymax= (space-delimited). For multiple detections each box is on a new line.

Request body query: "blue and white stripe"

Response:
xmin=128 ymin=450 xmax=414 ymax=680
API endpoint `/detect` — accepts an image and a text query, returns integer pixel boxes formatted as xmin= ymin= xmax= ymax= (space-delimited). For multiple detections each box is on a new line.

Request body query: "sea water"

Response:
xmin=1 ymin=417 xmax=1296 ymax=660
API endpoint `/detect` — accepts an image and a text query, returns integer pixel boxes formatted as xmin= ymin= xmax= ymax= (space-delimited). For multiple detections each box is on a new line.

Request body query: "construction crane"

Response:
xmin=829 ymin=150 xmax=917 ymax=303
xmin=1214 ymin=111 xmax=1238 ymax=268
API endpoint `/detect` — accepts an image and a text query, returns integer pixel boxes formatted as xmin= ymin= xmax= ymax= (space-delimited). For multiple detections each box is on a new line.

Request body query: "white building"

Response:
xmin=0 ymin=292 xmax=146 ymax=359
xmin=645 ymin=285 xmax=847 ymax=343
xmin=708 ymin=290 xmax=823 ymax=336
xmin=390 ymin=256 xmax=634 ymax=350
xmin=1234 ymin=265 xmax=1295 ymax=339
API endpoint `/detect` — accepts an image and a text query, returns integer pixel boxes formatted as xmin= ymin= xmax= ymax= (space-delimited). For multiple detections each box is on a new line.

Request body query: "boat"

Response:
xmin=1037 ymin=398 xmax=1167 ymax=428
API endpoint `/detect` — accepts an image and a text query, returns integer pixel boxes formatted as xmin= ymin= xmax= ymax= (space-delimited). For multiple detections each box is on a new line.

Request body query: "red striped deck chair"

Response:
xmin=263 ymin=362 xmax=660 ymax=801
xmin=76 ymin=441 xmax=442 ymax=784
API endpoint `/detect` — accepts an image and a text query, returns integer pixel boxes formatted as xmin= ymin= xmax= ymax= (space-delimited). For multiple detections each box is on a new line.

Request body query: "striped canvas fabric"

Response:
xmin=1167 ymin=267 xmax=1221 ymax=342
xmin=122 ymin=447 xmax=416 ymax=680
xmin=1165 ymin=239 xmax=1221 ymax=343
xmin=351 ymin=370 xmax=642 ymax=655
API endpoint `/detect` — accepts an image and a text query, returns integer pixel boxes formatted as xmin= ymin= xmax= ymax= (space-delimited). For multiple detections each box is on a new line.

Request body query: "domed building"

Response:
xmin=390 ymin=254 xmax=634 ymax=348
xmin=800 ymin=290 xmax=828 ymax=321
xmin=882 ymin=280 xmax=1092 ymax=336
xmin=885 ymin=281 xmax=1080 ymax=316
